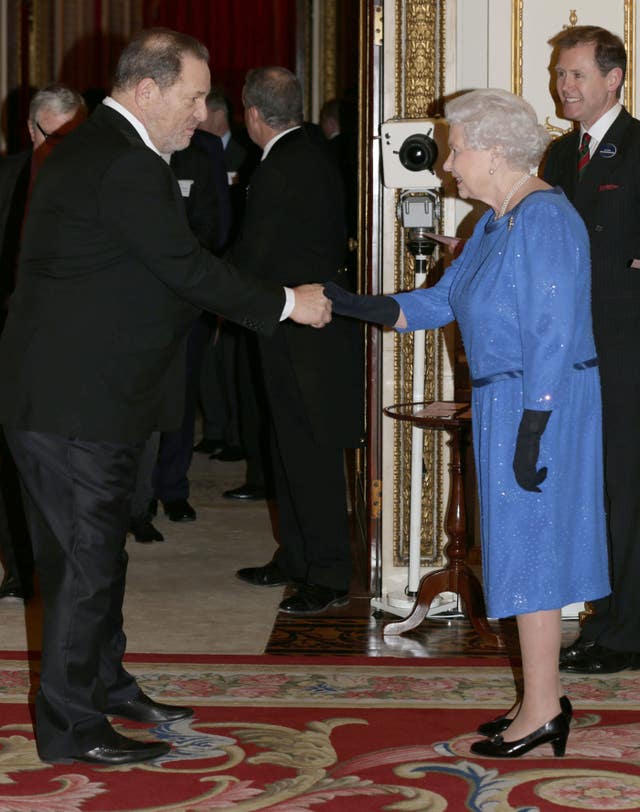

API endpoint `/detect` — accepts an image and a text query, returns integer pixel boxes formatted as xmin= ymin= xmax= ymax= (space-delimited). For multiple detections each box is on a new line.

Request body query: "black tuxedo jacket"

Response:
xmin=233 ymin=127 xmax=363 ymax=448
xmin=187 ymin=130 xmax=232 ymax=252
xmin=0 ymin=150 xmax=31 ymax=321
xmin=224 ymin=135 xmax=247 ymax=173
xmin=170 ymin=140 xmax=221 ymax=253
xmin=543 ymin=107 xmax=640 ymax=346
xmin=0 ymin=104 xmax=284 ymax=443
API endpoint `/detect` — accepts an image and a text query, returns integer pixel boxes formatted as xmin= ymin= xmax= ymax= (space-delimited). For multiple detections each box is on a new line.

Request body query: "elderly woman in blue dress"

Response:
xmin=327 ymin=88 xmax=610 ymax=759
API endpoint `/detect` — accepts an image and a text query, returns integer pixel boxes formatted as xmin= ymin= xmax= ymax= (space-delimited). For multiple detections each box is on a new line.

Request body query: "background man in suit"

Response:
xmin=149 ymin=134 xmax=232 ymax=526
xmin=234 ymin=67 xmax=363 ymax=615
xmin=193 ymin=89 xmax=249 ymax=464
xmin=0 ymin=84 xmax=86 ymax=598
xmin=0 ymin=28 xmax=330 ymax=766
xmin=544 ymin=26 xmax=640 ymax=674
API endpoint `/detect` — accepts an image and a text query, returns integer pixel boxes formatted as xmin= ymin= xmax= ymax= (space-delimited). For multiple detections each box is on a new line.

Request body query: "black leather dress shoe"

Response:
xmin=0 ymin=578 xmax=32 ymax=601
xmin=279 ymin=584 xmax=349 ymax=615
xmin=223 ymin=484 xmax=266 ymax=500
xmin=163 ymin=498 xmax=196 ymax=522
xmin=193 ymin=437 xmax=223 ymax=454
xmin=129 ymin=516 xmax=165 ymax=543
xmin=478 ymin=695 xmax=572 ymax=738
xmin=236 ymin=561 xmax=290 ymax=587
xmin=48 ymin=728 xmax=171 ymax=765
xmin=471 ymin=712 xmax=569 ymax=759
xmin=559 ymin=636 xmax=596 ymax=667
xmin=561 ymin=642 xmax=639 ymax=674
xmin=108 ymin=691 xmax=194 ymax=723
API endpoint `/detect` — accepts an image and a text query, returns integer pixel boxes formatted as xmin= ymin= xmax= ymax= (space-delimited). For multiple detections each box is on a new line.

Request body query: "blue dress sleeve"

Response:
xmin=390 ymin=225 xmax=484 ymax=333
xmin=514 ymin=197 xmax=588 ymax=410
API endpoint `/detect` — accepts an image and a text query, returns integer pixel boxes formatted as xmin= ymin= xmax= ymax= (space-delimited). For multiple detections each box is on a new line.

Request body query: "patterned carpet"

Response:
xmin=1 ymin=653 xmax=639 ymax=810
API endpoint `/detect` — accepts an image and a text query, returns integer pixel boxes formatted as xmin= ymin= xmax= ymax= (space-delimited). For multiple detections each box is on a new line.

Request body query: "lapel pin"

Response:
xmin=598 ymin=143 xmax=617 ymax=158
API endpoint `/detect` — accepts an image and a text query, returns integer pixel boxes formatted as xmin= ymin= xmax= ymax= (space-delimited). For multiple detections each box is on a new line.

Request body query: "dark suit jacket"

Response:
xmin=224 ymin=135 xmax=247 ymax=173
xmin=543 ymin=108 xmax=640 ymax=348
xmin=188 ymin=130 xmax=232 ymax=252
xmin=0 ymin=104 xmax=284 ymax=443
xmin=0 ymin=151 xmax=30 ymax=321
xmin=232 ymin=127 xmax=363 ymax=448
xmin=170 ymin=139 xmax=222 ymax=253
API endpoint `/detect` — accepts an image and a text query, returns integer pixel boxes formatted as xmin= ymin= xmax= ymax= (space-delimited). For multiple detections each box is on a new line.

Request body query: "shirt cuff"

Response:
xmin=280 ymin=287 xmax=295 ymax=321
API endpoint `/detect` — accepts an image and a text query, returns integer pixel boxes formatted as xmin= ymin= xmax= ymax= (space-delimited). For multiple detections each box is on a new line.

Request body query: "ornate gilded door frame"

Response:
xmin=390 ymin=0 xmax=447 ymax=574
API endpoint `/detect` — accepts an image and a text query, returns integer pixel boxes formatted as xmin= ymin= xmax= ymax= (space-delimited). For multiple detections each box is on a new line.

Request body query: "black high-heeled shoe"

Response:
xmin=477 ymin=695 xmax=572 ymax=738
xmin=470 ymin=711 xmax=570 ymax=758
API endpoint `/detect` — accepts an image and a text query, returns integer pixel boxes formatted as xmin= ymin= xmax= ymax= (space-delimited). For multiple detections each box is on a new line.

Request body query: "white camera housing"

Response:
xmin=380 ymin=118 xmax=448 ymax=190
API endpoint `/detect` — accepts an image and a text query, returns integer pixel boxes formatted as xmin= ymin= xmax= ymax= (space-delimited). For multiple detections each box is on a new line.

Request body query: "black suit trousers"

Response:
xmin=581 ymin=323 xmax=640 ymax=650
xmin=259 ymin=333 xmax=351 ymax=591
xmin=5 ymin=429 xmax=141 ymax=760
xmin=153 ymin=318 xmax=207 ymax=502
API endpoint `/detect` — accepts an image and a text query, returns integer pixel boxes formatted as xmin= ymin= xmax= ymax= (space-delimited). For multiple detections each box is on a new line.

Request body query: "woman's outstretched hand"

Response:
xmin=323 ymin=281 xmax=401 ymax=326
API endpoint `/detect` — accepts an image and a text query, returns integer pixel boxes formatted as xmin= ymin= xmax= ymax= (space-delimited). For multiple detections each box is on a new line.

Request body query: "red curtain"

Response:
xmin=142 ymin=0 xmax=297 ymax=124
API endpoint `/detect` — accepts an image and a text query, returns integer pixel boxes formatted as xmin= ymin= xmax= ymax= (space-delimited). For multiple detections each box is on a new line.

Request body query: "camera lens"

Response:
xmin=399 ymin=134 xmax=438 ymax=172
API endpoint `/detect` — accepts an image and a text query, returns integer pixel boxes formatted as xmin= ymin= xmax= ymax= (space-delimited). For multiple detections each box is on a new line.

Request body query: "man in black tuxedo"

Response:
xmin=0 ymin=29 xmax=330 ymax=766
xmin=0 ymin=84 xmax=86 ymax=598
xmin=544 ymin=26 xmax=640 ymax=674
xmin=234 ymin=67 xmax=363 ymax=615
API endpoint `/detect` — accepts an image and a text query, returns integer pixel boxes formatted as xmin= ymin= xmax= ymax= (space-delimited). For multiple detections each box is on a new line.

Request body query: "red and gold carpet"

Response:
xmin=1 ymin=652 xmax=639 ymax=810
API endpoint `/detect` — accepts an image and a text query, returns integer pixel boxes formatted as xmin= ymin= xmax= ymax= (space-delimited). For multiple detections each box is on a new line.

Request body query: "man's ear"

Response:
xmin=134 ymin=77 xmax=158 ymax=110
xmin=27 ymin=121 xmax=37 ymax=145
xmin=607 ymin=66 xmax=624 ymax=96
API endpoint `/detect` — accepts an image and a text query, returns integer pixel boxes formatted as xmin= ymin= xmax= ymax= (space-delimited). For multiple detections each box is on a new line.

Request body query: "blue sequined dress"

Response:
xmin=392 ymin=188 xmax=610 ymax=618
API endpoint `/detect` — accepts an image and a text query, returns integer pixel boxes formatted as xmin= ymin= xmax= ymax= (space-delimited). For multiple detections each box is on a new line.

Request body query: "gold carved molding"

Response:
xmin=321 ymin=0 xmax=338 ymax=103
xmin=512 ymin=0 xmax=635 ymax=115
xmin=392 ymin=0 xmax=446 ymax=570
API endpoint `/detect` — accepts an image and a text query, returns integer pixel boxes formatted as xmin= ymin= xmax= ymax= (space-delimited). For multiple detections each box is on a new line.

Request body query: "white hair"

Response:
xmin=28 ymin=83 xmax=86 ymax=123
xmin=445 ymin=88 xmax=550 ymax=170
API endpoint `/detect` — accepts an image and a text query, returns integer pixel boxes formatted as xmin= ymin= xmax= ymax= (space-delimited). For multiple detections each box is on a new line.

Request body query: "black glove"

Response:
xmin=324 ymin=281 xmax=400 ymax=326
xmin=513 ymin=409 xmax=552 ymax=492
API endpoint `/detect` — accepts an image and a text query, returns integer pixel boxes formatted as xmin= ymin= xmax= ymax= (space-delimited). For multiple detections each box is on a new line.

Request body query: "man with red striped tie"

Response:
xmin=544 ymin=26 xmax=640 ymax=675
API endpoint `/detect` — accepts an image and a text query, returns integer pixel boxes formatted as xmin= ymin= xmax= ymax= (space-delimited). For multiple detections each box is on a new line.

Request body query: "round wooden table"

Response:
xmin=382 ymin=401 xmax=503 ymax=648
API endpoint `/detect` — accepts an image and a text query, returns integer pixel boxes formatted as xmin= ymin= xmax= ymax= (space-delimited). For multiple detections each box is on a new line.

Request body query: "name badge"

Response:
xmin=598 ymin=143 xmax=617 ymax=159
xmin=178 ymin=179 xmax=194 ymax=197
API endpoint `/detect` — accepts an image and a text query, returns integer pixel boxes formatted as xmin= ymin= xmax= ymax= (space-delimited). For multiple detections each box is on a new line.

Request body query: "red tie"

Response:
xmin=577 ymin=132 xmax=591 ymax=178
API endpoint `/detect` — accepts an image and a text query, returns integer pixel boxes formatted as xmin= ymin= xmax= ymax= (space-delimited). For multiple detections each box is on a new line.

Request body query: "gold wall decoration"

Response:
xmin=322 ymin=0 xmax=338 ymax=103
xmin=624 ymin=0 xmax=635 ymax=115
xmin=392 ymin=0 xmax=446 ymax=569
xmin=511 ymin=0 xmax=523 ymax=96
xmin=545 ymin=116 xmax=572 ymax=137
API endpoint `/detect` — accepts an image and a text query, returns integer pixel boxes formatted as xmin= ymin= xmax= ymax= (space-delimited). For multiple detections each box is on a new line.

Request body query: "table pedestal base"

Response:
xmin=382 ymin=401 xmax=505 ymax=649
xmin=383 ymin=565 xmax=504 ymax=647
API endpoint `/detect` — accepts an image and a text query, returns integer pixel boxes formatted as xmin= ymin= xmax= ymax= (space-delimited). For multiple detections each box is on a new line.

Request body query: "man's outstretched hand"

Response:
xmin=289 ymin=284 xmax=332 ymax=328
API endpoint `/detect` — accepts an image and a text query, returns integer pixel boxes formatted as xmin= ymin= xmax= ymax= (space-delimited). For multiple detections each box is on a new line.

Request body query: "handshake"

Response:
xmin=290 ymin=281 xmax=401 ymax=329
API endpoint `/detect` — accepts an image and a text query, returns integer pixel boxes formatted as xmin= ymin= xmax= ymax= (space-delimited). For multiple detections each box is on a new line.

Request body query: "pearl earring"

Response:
xmin=489 ymin=168 xmax=495 ymax=175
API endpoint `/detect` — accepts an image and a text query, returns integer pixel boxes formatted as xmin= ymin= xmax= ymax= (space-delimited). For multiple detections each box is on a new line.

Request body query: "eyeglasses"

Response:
xmin=35 ymin=121 xmax=64 ymax=141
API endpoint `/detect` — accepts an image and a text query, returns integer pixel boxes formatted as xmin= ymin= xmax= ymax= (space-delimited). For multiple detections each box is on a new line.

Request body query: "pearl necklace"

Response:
xmin=496 ymin=172 xmax=531 ymax=219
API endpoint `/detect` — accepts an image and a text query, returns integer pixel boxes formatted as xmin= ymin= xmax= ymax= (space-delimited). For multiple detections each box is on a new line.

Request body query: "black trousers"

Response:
xmin=153 ymin=319 xmax=207 ymax=502
xmin=259 ymin=336 xmax=351 ymax=592
xmin=0 ymin=430 xmax=33 ymax=590
xmin=5 ymin=429 xmax=141 ymax=760
xmin=581 ymin=333 xmax=640 ymax=652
